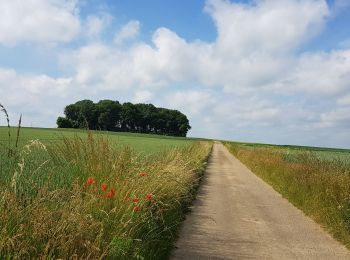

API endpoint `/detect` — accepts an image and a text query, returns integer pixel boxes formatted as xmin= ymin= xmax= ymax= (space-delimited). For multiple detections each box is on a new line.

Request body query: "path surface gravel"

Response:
xmin=170 ymin=142 xmax=350 ymax=259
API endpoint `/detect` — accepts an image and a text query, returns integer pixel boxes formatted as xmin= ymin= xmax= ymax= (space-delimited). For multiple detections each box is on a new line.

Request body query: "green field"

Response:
xmin=224 ymin=140 xmax=350 ymax=164
xmin=0 ymin=126 xmax=212 ymax=259
xmin=0 ymin=126 xmax=198 ymax=154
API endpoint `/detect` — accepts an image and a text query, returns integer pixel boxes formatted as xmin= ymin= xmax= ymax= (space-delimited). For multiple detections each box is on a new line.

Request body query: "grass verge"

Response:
xmin=224 ymin=142 xmax=350 ymax=249
xmin=0 ymin=132 xmax=211 ymax=259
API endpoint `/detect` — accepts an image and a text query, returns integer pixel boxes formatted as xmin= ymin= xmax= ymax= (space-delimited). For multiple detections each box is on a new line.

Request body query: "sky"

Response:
xmin=0 ymin=0 xmax=350 ymax=148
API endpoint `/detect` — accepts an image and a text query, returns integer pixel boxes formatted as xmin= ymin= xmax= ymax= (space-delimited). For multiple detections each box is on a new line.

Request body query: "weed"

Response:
xmin=0 ymin=109 xmax=211 ymax=258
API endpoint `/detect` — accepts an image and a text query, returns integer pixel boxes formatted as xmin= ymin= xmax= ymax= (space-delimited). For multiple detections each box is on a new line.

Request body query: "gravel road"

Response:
xmin=171 ymin=142 xmax=350 ymax=259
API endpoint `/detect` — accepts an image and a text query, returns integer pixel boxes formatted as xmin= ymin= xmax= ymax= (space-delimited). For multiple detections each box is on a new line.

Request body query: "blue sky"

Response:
xmin=82 ymin=0 xmax=217 ymax=41
xmin=0 ymin=0 xmax=350 ymax=148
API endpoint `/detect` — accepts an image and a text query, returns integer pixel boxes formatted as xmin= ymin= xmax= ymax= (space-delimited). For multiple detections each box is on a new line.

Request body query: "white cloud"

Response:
xmin=320 ymin=107 xmax=350 ymax=127
xmin=114 ymin=20 xmax=141 ymax=44
xmin=0 ymin=68 xmax=71 ymax=102
xmin=0 ymin=68 xmax=74 ymax=127
xmin=2 ymin=0 xmax=350 ymax=148
xmin=166 ymin=90 xmax=215 ymax=116
xmin=60 ymin=42 xmax=168 ymax=89
xmin=63 ymin=0 xmax=332 ymax=94
xmin=0 ymin=0 xmax=80 ymax=46
xmin=85 ymin=13 xmax=113 ymax=39
xmin=289 ymin=50 xmax=350 ymax=95
xmin=211 ymin=95 xmax=282 ymax=126
xmin=56 ymin=0 xmax=350 ymax=147
xmin=337 ymin=94 xmax=350 ymax=106
xmin=133 ymin=90 xmax=153 ymax=103
xmin=206 ymin=0 xmax=329 ymax=55
xmin=202 ymin=0 xmax=329 ymax=89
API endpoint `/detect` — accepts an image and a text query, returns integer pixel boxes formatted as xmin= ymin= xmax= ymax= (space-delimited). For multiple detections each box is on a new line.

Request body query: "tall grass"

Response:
xmin=0 ymin=107 xmax=211 ymax=259
xmin=225 ymin=142 xmax=350 ymax=248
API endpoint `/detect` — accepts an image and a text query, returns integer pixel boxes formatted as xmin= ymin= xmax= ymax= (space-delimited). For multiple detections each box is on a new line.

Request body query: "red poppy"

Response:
xmin=146 ymin=193 xmax=153 ymax=201
xmin=106 ymin=191 xmax=114 ymax=198
xmin=110 ymin=188 xmax=116 ymax=196
xmin=86 ymin=177 xmax=95 ymax=184
xmin=133 ymin=198 xmax=139 ymax=204
xmin=133 ymin=206 xmax=141 ymax=212
xmin=139 ymin=172 xmax=147 ymax=177
xmin=101 ymin=183 xmax=108 ymax=192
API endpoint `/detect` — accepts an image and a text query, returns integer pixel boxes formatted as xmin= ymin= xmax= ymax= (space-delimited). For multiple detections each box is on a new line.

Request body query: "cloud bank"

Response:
xmin=0 ymin=0 xmax=80 ymax=46
xmin=1 ymin=0 xmax=350 ymax=148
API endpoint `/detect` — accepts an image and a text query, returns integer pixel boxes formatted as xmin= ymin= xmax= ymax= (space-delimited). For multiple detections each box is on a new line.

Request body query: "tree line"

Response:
xmin=57 ymin=99 xmax=191 ymax=137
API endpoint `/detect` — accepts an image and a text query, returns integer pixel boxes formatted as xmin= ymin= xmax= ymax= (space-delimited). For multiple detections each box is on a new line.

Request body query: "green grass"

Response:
xmin=225 ymin=141 xmax=350 ymax=249
xmin=0 ymin=127 xmax=199 ymax=154
xmin=0 ymin=127 xmax=212 ymax=259
xmin=224 ymin=140 xmax=350 ymax=164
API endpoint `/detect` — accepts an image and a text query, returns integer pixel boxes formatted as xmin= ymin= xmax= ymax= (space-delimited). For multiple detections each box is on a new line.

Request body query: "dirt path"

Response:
xmin=171 ymin=143 xmax=350 ymax=259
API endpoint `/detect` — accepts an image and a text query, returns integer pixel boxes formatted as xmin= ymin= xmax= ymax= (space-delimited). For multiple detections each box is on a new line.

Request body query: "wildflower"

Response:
xmin=146 ymin=193 xmax=153 ymax=201
xmin=101 ymin=183 xmax=108 ymax=192
xmin=110 ymin=188 xmax=116 ymax=196
xmin=139 ymin=172 xmax=147 ymax=177
xmin=86 ymin=177 xmax=95 ymax=184
xmin=106 ymin=191 xmax=115 ymax=198
xmin=133 ymin=198 xmax=139 ymax=204
xmin=133 ymin=206 xmax=141 ymax=212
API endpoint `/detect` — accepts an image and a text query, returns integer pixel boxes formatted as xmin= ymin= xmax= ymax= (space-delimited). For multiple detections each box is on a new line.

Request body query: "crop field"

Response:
xmin=225 ymin=141 xmax=350 ymax=248
xmin=0 ymin=126 xmax=212 ymax=259
xmin=226 ymin=141 xmax=350 ymax=164
xmin=0 ymin=127 xmax=195 ymax=153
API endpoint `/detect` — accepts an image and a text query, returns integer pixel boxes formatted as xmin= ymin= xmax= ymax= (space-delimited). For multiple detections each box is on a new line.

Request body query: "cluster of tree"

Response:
xmin=57 ymin=99 xmax=191 ymax=137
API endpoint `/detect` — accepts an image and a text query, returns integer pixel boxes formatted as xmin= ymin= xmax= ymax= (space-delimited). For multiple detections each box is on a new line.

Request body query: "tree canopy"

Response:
xmin=57 ymin=99 xmax=191 ymax=137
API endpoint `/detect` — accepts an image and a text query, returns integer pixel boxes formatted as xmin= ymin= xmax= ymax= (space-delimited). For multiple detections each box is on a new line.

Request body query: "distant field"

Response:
xmin=0 ymin=127 xmax=196 ymax=153
xmin=226 ymin=141 xmax=350 ymax=164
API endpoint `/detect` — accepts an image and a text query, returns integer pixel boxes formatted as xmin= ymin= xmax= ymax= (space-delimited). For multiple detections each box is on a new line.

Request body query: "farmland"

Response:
xmin=225 ymin=141 xmax=350 ymax=164
xmin=0 ymin=127 xmax=196 ymax=153
xmin=0 ymin=126 xmax=212 ymax=259
xmin=225 ymin=141 xmax=350 ymax=248
xmin=2 ymin=124 xmax=350 ymax=257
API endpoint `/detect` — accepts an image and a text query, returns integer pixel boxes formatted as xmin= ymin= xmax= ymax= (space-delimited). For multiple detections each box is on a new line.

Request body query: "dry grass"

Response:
xmin=0 ymin=130 xmax=211 ymax=259
xmin=225 ymin=142 xmax=350 ymax=248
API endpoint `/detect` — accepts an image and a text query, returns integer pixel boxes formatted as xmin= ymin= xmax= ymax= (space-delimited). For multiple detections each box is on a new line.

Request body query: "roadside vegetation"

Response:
xmin=225 ymin=142 xmax=350 ymax=248
xmin=0 ymin=105 xmax=211 ymax=259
